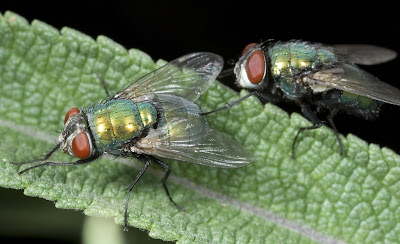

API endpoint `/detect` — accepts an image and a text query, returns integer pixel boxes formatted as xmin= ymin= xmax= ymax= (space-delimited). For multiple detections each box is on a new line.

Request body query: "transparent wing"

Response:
xmin=114 ymin=52 xmax=223 ymax=102
xmin=309 ymin=63 xmax=400 ymax=106
xmin=333 ymin=44 xmax=397 ymax=65
xmin=135 ymin=94 xmax=254 ymax=168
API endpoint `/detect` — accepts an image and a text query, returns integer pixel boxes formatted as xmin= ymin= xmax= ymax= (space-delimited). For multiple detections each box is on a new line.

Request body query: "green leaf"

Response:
xmin=1 ymin=11 xmax=400 ymax=244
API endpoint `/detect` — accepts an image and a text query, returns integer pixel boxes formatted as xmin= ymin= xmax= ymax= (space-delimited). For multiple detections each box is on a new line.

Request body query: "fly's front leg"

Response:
xmin=292 ymin=103 xmax=323 ymax=158
xmin=9 ymin=142 xmax=61 ymax=166
xmin=255 ymin=90 xmax=282 ymax=104
xmin=201 ymin=91 xmax=256 ymax=115
xmin=217 ymin=67 xmax=234 ymax=79
xmin=12 ymin=153 xmax=101 ymax=175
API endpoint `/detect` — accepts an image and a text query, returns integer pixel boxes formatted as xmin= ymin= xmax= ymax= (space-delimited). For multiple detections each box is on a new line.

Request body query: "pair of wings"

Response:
xmin=308 ymin=44 xmax=400 ymax=106
xmin=114 ymin=52 xmax=253 ymax=168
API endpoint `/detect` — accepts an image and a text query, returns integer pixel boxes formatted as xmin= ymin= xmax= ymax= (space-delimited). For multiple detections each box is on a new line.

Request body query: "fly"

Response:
xmin=204 ymin=41 xmax=400 ymax=157
xmin=10 ymin=52 xmax=254 ymax=230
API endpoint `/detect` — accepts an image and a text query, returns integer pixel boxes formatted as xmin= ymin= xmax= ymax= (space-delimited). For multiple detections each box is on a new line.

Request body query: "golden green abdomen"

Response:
xmin=86 ymin=100 xmax=157 ymax=153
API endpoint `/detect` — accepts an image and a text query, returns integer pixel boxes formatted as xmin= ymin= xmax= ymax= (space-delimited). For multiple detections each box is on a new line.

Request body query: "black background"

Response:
xmin=1 ymin=0 xmax=400 ymax=243
xmin=2 ymin=1 xmax=399 ymax=151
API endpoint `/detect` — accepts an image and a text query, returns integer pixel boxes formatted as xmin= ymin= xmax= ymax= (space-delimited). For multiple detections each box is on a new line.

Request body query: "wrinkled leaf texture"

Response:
xmin=1 ymin=11 xmax=400 ymax=244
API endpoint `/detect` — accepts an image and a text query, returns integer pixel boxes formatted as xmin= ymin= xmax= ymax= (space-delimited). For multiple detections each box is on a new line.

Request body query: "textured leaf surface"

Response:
xmin=1 ymin=11 xmax=400 ymax=244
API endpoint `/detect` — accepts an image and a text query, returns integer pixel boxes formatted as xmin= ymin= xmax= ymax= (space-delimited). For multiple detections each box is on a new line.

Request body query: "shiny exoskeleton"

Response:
xmin=10 ymin=53 xmax=254 ymax=230
xmin=207 ymin=41 xmax=400 ymax=156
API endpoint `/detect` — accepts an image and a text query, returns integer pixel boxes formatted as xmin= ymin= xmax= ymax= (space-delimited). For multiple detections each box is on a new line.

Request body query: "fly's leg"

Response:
xmin=12 ymin=153 xmax=100 ymax=175
xmin=217 ymin=67 xmax=234 ymax=79
xmin=326 ymin=108 xmax=344 ymax=155
xmin=255 ymin=92 xmax=282 ymax=104
xmin=123 ymin=156 xmax=151 ymax=231
xmin=9 ymin=142 xmax=61 ymax=166
xmin=201 ymin=91 xmax=282 ymax=116
xmin=95 ymin=74 xmax=110 ymax=97
xmin=292 ymin=104 xmax=322 ymax=159
xmin=150 ymin=156 xmax=183 ymax=211
xmin=201 ymin=91 xmax=256 ymax=115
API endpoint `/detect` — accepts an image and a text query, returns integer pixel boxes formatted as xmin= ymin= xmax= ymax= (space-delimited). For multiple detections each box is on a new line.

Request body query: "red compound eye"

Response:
xmin=245 ymin=49 xmax=265 ymax=84
xmin=64 ymin=108 xmax=80 ymax=124
xmin=72 ymin=132 xmax=91 ymax=159
xmin=242 ymin=43 xmax=258 ymax=55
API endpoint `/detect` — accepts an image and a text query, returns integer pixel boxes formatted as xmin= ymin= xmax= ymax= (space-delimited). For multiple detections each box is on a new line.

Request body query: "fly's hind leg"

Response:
xmin=123 ymin=155 xmax=183 ymax=231
xmin=150 ymin=156 xmax=184 ymax=211
xmin=292 ymin=104 xmax=323 ymax=159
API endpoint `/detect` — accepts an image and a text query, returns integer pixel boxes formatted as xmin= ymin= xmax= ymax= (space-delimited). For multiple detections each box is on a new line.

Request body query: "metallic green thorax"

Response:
xmin=86 ymin=100 xmax=157 ymax=153
xmin=268 ymin=42 xmax=336 ymax=97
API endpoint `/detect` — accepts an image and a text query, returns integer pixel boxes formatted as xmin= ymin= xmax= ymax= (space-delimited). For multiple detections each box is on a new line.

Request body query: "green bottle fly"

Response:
xmin=10 ymin=52 xmax=254 ymax=230
xmin=210 ymin=40 xmax=399 ymax=156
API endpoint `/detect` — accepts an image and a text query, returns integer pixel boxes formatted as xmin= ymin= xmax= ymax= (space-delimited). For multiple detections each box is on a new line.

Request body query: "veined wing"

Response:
xmin=309 ymin=63 xmax=400 ymax=106
xmin=114 ymin=52 xmax=223 ymax=102
xmin=333 ymin=44 xmax=397 ymax=65
xmin=134 ymin=94 xmax=254 ymax=168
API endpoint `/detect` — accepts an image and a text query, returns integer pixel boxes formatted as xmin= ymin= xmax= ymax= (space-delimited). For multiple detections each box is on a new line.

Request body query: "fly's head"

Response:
xmin=235 ymin=43 xmax=268 ymax=90
xmin=60 ymin=108 xmax=94 ymax=159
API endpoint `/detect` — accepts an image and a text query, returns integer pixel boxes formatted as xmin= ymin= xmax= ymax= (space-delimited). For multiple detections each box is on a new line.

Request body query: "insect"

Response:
xmin=10 ymin=52 xmax=254 ymax=230
xmin=204 ymin=41 xmax=400 ymax=157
